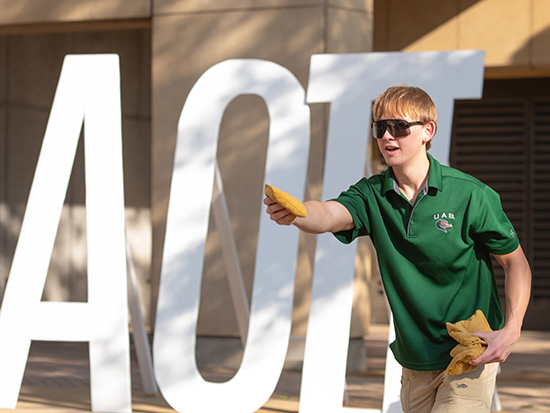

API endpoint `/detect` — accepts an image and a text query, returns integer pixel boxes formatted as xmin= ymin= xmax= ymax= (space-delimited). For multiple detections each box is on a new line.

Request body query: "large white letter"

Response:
xmin=154 ymin=59 xmax=310 ymax=413
xmin=0 ymin=55 xmax=131 ymax=413
xmin=301 ymin=51 xmax=485 ymax=413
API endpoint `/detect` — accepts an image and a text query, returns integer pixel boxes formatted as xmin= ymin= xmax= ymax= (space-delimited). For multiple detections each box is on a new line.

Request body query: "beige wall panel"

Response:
xmin=122 ymin=116 xmax=153 ymax=320
xmin=8 ymin=34 xmax=69 ymax=108
xmin=4 ymin=107 xmax=48 ymax=300
xmin=0 ymin=105 xmax=6 ymax=294
xmin=154 ymin=0 xmax=371 ymax=14
xmin=1 ymin=38 xmax=6 ymax=277
xmin=0 ymin=0 xmax=151 ymax=26
xmin=533 ymin=0 xmax=550 ymax=66
xmin=350 ymin=239 xmax=374 ymax=335
xmin=152 ymin=8 xmax=324 ymax=335
xmin=459 ymin=0 xmax=530 ymax=67
xmin=328 ymin=0 xmax=372 ymax=11
xmin=379 ymin=0 xmax=459 ymax=51
xmin=122 ymin=116 xmax=151 ymax=210
xmin=374 ymin=0 xmax=542 ymax=72
xmin=0 ymin=37 xmax=6 ymax=101
xmin=402 ymin=17 xmax=458 ymax=52
xmin=6 ymin=107 xmax=46 ymax=206
xmin=154 ymin=0 xmax=321 ymax=14
xmin=326 ymin=7 xmax=373 ymax=53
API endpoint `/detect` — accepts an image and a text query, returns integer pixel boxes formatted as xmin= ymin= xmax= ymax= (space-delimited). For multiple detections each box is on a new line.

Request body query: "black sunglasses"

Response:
xmin=371 ymin=119 xmax=424 ymax=139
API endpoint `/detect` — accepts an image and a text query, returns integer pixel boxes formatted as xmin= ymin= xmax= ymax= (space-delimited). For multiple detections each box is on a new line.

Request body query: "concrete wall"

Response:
xmin=0 ymin=0 xmax=150 ymax=25
xmin=374 ymin=0 xmax=550 ymax=77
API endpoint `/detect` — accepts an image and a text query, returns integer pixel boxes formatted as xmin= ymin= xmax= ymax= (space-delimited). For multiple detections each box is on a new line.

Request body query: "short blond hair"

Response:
xmin=372 ymin=86 xmax=437 ymax=150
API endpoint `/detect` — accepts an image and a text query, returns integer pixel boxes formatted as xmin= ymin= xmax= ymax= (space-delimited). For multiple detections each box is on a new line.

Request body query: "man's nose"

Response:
xmin=382 ymin=127 xmax=395 ymax=139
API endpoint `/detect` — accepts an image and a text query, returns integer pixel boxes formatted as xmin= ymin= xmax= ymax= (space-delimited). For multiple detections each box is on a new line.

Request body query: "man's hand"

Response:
xmin=264 ymin=196 xmax=298 ymax=226
xmin=470 ymin=326 xmax=520 ymax=365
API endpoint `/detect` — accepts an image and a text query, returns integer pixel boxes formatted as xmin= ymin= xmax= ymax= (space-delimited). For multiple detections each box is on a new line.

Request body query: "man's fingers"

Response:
xmin=273 ymin=210 xmax=296 ymax=225
xmin=265 ymin=197 xmax=289 ymax=215
xmin=470 ymin=329 xmax=514 ymax=365
xmin=264 ymin=196 xmax=298 ymax=225
xmin=470 ymin=350 xmax=489 ymax=365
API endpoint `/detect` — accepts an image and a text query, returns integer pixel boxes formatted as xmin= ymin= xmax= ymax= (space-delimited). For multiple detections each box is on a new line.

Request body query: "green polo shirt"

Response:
xmin=333 ymin=154 xmax=519 ymax=370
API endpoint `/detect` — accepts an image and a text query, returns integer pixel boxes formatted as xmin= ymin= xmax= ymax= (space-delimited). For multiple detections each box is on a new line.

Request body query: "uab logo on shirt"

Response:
xmin=434 ymin=212 xmax=455 ymax=233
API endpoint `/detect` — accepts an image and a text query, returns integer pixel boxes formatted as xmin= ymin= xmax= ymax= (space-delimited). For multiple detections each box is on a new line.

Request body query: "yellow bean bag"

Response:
xmin=264 ymin=183 xmax=307 ymax=218
xmin=445 ymin=310 xmax=492 ymax=375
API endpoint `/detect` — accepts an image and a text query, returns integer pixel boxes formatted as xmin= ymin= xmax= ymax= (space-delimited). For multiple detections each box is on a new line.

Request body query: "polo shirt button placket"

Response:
xmin=407 ymin=216 xmax=417 ymax=238
xmin=407 ymin=195 xmax=427 ymax=238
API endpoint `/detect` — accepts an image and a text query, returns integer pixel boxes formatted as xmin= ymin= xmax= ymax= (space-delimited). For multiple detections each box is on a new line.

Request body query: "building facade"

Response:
xmin=0 ymin=0 xmax=547 ymax=371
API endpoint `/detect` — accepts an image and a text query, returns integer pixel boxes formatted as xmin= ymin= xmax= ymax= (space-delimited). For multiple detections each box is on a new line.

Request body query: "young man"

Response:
xmin=264 ymin=86 xmax=531 ymax=412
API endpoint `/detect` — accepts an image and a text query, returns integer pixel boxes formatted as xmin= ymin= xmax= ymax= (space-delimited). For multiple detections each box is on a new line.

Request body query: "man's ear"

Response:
xmin=423 ymin=121 xmax=436 ymax=144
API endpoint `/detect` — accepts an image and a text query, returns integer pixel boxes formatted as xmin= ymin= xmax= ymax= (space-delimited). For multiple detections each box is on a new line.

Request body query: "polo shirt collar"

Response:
xmin=381 ymin=153 xmax=443 ymax=196
xmin=427 ymin=153 xmax=443 ymax=191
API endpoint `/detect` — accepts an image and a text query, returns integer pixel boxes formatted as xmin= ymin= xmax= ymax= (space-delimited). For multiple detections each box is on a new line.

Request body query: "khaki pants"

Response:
xmin=400 ymin=363 xmax=499 ymax=412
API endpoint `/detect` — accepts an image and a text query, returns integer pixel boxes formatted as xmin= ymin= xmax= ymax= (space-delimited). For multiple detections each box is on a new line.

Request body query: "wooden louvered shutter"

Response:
xmin=450 ymin=99 xmax=529 ymax=295
xmin=533 ymin=100 xmax=550 ymax=302
xmin=451 ymin=96 xmax=550 ymax=329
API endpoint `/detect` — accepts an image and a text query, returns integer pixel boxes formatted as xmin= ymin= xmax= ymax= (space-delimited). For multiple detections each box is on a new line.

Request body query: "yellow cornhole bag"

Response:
xmin=445 ymin=310 xmax=492 ymax=375
xmin=264 ymin=183 xmax=307 ymax=218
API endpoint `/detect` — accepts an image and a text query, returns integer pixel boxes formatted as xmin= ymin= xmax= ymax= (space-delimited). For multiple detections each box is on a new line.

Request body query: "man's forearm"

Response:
xmin=503 ymin=247 xmax=532 ymax=333
xmin=471 ymin=246 xmax=532 ymax=365
xmin=293 ymin=200 xmax=354 ymax=234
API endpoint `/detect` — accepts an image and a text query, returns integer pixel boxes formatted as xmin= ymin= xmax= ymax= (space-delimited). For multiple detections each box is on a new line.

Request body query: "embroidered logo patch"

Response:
xmin=436 ymin=219 xmax=453 ymax=233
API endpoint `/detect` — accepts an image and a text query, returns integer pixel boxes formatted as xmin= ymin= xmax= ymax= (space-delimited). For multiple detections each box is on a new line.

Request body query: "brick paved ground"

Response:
xmin=1 ymin=326 xmax=548 ymax=412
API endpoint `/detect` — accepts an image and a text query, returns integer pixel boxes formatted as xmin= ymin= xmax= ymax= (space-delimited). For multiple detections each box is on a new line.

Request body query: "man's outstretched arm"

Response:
xmin=264 ymin=197 xmax=354 ymax=235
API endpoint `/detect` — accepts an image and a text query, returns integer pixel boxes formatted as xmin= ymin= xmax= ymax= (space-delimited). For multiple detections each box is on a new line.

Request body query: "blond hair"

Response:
xmin=372 ymin=86 xmax=437 ymax=150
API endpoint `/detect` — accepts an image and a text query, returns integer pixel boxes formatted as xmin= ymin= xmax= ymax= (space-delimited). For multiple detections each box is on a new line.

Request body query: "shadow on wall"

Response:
xmin=373 ymin=0 xmax=482 ymax=51
xmin=0 ymin=1 xmax=150 ymax=27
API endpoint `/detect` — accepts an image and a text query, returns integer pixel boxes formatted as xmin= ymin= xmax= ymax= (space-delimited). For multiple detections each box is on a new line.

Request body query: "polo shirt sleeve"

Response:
xmin=330 ymin=179 xmax=371 ymax=244
xmin=471 ymin=185 xmax=520 ymax=255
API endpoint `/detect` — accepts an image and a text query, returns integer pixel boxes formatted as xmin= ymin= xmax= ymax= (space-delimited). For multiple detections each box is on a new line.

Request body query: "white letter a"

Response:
xmin=0 ymin=55 xmax=131 ymax=413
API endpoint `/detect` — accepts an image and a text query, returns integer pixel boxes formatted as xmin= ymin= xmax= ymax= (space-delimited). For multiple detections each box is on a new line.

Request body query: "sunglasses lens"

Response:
xmin=392 ymin=121 xmax=410 ymax=137
xmin=373 ymin=122 xmax=386 ymax=138
xmin=373 ymin=120 xmax=412 ymax=138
